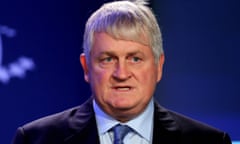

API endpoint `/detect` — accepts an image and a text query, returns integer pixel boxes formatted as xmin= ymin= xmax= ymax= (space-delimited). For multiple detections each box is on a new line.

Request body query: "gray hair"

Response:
xmin=83 ymin=0 xmax=163 ymax=64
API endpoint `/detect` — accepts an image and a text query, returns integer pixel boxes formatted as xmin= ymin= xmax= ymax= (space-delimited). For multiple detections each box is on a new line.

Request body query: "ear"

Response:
xmin=157 ymin=54 xmax=165 ymax=82
xmin=80 ymin=53 xmax=90 ymax=83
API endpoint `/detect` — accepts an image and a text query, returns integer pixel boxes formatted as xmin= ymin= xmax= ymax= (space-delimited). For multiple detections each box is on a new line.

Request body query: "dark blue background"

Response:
xmin=0 ymin=0 xmax=239 ymax=143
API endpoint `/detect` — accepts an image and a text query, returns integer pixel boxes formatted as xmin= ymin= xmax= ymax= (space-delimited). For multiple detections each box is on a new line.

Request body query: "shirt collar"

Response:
xmin=93 ymin=99 xmax=154 ymax=142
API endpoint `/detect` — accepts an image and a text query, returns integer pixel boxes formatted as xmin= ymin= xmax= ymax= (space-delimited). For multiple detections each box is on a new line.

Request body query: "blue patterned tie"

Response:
xmin=113 ymin=124 xmax=131 ymax=144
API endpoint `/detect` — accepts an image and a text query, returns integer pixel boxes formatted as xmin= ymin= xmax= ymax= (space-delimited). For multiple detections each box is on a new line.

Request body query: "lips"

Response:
xmin=112 ymin=86 xmax=133 ymax=91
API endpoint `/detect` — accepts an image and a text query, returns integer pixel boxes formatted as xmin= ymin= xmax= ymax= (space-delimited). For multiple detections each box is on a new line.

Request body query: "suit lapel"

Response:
xmin=153 ymin=102 xmax=181 ymax=144
xmin=63 ymin=99 xmax=182 ymax=144
xmin=64 ymin=98 xmax=100 ymax=144
xmin=64 ymin=117 xmax=99 ymax=144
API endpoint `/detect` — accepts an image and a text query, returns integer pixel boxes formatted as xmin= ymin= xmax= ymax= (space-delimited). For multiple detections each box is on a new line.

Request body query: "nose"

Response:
xmin=112 ymin=61 xmax=131 ymax=81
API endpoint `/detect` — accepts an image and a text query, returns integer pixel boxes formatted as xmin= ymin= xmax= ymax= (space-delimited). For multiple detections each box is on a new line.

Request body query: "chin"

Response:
xmin=111 ymin=99 xmax=135 ymax=108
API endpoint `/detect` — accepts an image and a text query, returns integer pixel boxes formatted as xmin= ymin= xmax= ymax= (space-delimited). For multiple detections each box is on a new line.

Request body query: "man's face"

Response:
xmin=80 ymin=32 xmax=164 ymax=122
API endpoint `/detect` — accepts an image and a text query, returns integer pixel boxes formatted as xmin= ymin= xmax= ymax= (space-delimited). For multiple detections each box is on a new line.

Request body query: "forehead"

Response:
xmin=90 ymin=32 xmax=153 ymax=58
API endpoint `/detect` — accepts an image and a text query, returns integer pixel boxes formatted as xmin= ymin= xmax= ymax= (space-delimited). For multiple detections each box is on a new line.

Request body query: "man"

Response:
xmin=12 ymin=0 xmax=231 ymax=144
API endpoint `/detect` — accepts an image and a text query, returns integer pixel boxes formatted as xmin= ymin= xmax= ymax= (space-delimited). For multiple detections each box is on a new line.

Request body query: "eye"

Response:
xmin=131 ymin=57 xmax=142 ymax=63
xmin=103 ymin=57 xmax=113 ymax=62
xmin=100 ymin=56 xmax=114 ymax=64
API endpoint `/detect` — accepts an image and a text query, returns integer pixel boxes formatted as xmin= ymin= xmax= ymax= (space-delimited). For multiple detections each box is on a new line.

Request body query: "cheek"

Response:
xmin=137 ymin=67 xmax=159 ymax=92
xmin=138 ymin=66 xmax=158 ymax=81
xmin=89 ymin=67 xmax=112 ymax=86
xmin=89 ymin=72 xmax=105 ymax=97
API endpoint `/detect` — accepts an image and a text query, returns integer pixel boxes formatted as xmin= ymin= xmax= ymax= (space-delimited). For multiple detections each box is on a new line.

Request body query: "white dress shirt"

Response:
xmin=93 ymin=99 xmax=154 ymax=144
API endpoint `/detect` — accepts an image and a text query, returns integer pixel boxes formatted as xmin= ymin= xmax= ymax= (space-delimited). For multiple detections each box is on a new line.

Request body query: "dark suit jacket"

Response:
xmin=12 ymin=98 xmax=231 ymax=144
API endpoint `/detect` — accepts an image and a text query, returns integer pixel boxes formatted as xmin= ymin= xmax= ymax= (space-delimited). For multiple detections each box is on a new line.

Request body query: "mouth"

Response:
xmin=112 ymin=86 xmax=133 ymax=91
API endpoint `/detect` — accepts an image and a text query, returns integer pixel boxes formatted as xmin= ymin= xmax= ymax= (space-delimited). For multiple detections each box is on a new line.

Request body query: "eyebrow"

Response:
xmin=97 ymin=50 xmax=144 ymax=57
xmin=98 ymin=51 xmax=115 ymax=56
xmin=127 ymin=51 xmax=144 ymax=56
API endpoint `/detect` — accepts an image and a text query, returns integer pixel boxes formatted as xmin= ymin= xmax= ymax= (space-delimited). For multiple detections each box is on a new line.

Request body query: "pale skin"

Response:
xmin=80 ymin=32 xmax=164 ymax=122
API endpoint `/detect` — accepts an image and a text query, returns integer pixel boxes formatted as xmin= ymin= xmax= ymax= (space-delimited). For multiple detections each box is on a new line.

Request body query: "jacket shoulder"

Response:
xmin=154 ymin=102 xmax=231 ymax=144
xmin=13 ymin=98 xmax=96 ymax=144
xmin=23 ymin=106 xmax=80 ymax=131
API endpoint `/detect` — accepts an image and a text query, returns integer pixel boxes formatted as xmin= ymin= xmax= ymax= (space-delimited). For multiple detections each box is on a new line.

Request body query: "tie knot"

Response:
xmin=113 ymin=124 xmax=131 ymax=144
